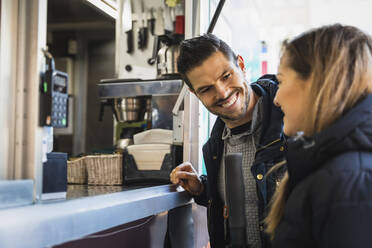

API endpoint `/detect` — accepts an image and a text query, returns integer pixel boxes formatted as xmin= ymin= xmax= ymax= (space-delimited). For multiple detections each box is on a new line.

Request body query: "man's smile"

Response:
xmin=216 ymin=91 xmax=239 ymax=109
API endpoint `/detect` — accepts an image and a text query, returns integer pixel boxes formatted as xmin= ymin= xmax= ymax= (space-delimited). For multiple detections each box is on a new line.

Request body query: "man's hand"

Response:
xmin=170 ymin=162 xmax=204 ymax=195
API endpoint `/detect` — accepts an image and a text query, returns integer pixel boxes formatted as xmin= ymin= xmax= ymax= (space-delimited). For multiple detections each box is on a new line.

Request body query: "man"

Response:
xmin=169 ymin=34 xmax=285 ymax=248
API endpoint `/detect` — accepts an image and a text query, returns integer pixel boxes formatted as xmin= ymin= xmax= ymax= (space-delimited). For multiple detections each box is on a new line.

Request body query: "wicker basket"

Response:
xmin=87 ymin=185 xmax=123 ymax=196
xmin=85 ymin=154 xmax=123 ymax=185
xmin=67 ymin=157 xmax=87 ymax=184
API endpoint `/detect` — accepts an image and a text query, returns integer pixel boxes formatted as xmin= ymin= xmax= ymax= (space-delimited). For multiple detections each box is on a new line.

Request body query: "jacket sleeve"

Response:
xmin=317 ymin=202 xmax=372 ymax=248
xmin=193 ymin=175 xmax=208 ymax=207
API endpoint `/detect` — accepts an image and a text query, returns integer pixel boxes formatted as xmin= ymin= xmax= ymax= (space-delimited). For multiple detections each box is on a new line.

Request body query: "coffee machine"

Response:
xmin=98 ymin=78 xmax=183 ymax=147
xmin=99 ymin=0 xmax=226 ymax=149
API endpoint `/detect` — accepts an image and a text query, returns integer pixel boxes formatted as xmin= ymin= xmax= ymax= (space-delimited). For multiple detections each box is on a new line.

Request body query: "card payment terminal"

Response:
xmin=39 ymin=49 xmax=69 ymax=128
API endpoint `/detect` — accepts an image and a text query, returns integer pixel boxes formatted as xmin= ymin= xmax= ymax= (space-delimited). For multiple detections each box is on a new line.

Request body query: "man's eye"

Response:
xmin=199 ymin=87 xmax=210 ymax=94
xmin=222 ymin=73 xmax=231 ymax=81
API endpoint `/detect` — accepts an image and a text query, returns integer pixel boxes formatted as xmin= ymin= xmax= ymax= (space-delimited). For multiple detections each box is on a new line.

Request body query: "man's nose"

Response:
xmin=215 ymin=81 xmax=229 ymax=99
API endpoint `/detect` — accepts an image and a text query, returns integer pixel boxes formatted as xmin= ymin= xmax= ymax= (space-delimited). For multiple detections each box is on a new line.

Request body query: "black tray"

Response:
xmin=123 ymin=145 xmax=183 ymax=185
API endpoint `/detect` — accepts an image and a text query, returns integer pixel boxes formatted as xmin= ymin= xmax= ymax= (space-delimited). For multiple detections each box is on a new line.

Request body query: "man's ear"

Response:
xmin=237 ymin=55 xmax=246 ymax=73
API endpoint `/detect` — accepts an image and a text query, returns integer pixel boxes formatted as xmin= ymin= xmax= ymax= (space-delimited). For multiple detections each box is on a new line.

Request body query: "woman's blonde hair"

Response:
xmin=265 ymin=24 xmax=372 ymax=237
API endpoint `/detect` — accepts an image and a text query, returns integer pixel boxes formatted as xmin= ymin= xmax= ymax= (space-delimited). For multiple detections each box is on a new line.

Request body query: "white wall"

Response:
xmin=309 ymin=0 xmax=371 ymax=34
xmin=116 ymin=0 xmax=184 ymax=79
xmin=251 ymin=0 xmax=372 ymax=74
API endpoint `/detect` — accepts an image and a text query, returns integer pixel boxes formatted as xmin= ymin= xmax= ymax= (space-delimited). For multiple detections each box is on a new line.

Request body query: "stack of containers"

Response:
xmin=123 ymin=128 xmax=181 ymax=185
xmin=127 ymin=129 xmax=174 ymax=170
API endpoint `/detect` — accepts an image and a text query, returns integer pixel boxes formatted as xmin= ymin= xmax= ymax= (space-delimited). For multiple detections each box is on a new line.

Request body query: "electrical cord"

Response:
xmin=45 ymin=215 xmax=155 ymax=247
xmin=84 ymin=215 xmax=155 ymax=239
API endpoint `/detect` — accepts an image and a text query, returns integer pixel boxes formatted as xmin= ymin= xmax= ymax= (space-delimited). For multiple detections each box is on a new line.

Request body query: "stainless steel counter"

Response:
xmin=0 ymin=184 xmax=192 ymax=248
xmin=66 ymin=184 xmax=146 ymax=199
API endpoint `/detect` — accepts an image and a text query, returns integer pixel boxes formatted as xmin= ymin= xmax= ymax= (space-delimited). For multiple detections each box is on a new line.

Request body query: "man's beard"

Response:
xmin=210 ymin=83 xmax=251 ymax=121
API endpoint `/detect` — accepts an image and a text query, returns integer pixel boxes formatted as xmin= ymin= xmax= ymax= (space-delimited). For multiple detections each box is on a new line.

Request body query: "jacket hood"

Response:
xmin=286 ymin=93 xmax=372 ymax=188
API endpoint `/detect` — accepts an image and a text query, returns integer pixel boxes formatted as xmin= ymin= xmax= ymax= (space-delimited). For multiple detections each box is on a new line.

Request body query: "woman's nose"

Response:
xmin=273 ymin=94 xmax=280 ymax=107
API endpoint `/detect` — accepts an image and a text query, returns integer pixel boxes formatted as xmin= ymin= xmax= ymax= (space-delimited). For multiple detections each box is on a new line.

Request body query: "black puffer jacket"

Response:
xmin=194 ymin=75 xmax=285 ymax=248
xmin=272 ymin=94 xmax=372 ymax=248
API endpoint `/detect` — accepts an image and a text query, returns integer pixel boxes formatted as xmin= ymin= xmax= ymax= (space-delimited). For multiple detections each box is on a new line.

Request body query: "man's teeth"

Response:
xmin=221 ymin=93 xmax=237 ymax=108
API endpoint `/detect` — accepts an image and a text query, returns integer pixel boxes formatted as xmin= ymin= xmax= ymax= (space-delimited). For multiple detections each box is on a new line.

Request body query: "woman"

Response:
xmin=266 ymin=24 xmax=372 ymax=247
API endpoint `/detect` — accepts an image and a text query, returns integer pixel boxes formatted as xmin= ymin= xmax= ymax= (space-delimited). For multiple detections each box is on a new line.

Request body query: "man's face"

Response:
xmin=186 ymin=51 xmax=251 ymax=128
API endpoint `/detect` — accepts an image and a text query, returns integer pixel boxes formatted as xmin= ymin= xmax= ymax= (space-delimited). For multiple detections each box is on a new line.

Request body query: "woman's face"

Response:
xmin=274 ymin=55 xmax=311 ymax=136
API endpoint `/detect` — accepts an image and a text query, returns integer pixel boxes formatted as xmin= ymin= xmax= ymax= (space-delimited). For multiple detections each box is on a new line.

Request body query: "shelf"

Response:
xmin=98 ymin=78 xmax=183 ymax=98
xmin=0 ymin=184 xmax=192 ymax=248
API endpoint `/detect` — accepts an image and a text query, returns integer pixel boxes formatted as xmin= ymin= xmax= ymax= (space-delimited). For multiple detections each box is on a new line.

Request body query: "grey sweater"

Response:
xmin=219 ymin=97 xmax=263 ymax=248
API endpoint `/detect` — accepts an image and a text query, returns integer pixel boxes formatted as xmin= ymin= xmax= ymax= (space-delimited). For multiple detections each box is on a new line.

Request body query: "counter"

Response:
xmin=0 ymin=184 xmax=192 ymax=248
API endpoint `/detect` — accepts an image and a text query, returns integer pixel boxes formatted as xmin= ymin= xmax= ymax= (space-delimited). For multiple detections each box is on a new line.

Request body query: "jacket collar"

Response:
xmin=209 ymin=75 xmax=281 ymax=140
xmin=286 ymin=94 xmax=372 ymax=189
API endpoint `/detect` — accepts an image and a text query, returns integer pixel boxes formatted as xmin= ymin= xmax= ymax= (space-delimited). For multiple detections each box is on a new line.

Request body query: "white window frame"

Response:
xmin=0 ymin=0 xmax=48 ymax=201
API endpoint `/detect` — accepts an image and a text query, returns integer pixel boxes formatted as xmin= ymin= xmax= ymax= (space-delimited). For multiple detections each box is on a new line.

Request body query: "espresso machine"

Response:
xmin=97 ymin=77 xmax=184 ymax=185
xmin=98 ymin=78 xmax=184 ymax=147
xmin=98 ymin=0 xmax=225 ymax=149
xmin=96 ymin=0 xmax=225 ymax=185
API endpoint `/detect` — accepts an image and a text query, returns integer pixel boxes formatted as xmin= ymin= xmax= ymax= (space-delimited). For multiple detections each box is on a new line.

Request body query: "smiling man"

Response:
xmin=169 ymin=34 xmax=285 ymax=248
xmin=188 ymin=51 xmax=253 ymax=127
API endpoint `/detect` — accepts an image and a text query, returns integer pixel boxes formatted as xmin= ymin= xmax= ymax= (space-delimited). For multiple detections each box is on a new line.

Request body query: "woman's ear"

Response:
xmin=237 ymin=55 xmax=246 ymax=73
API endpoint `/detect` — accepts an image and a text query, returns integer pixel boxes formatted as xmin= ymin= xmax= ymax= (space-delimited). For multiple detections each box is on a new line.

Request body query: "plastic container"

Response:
xmin=133 ymin=129 xmax=173 ymax=145
xmin=127 ymin=144 xmax=171 ymax=170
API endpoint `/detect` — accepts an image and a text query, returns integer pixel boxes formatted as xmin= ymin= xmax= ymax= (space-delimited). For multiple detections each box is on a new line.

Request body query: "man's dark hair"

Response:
xmin=177 ymin=33 xmax=237 ymax=90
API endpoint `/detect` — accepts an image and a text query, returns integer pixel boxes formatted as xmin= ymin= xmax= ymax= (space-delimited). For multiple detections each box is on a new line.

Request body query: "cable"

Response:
xmin=44 ymin=215 xmax=156 ymax=247
xmin=84 ymin=215 xmax=155 ymax=239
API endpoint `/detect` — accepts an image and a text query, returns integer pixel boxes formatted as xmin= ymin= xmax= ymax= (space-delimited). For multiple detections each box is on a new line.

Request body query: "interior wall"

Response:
xmin=49 ymin=31 xmax=77 ymax=156
xmin=47 ymin=0 xmax=116 ymax=156
xmin=85 ymin=37 xmax=115 ymax=154
xmin=116 ymin=0 xmax=182 ymax=79
xmin=72 ymin=32 xmax=89 ymax=156
xmin=49 ymin=30 xmax=115 ymax=156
